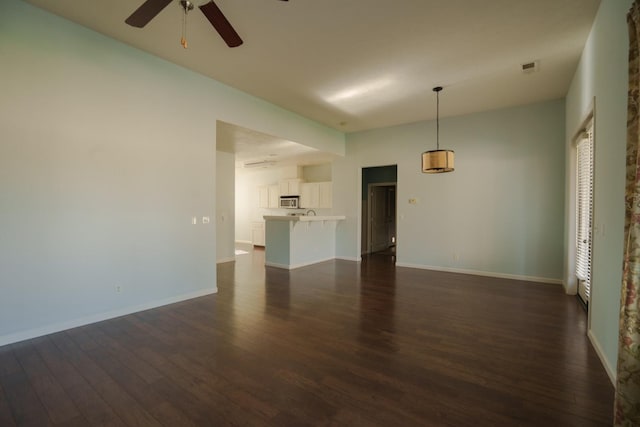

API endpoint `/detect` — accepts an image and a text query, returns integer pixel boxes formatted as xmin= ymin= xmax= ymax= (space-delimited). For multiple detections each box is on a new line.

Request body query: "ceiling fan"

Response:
xmin=125 ymin=0 xmax=288 ymax=48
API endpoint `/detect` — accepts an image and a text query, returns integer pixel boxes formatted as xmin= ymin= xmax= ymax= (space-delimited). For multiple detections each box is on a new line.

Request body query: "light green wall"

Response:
xmin=335 ymin=99 xmax=566 ymax=282
xmin=3 ymin=0 xmax=624 ymax=387
xmin=0 ymin=0 xmax=343 ymax=345
xmin=302 ymin=164 xmax=332 ymax=182
xmin=565 ymin=0 xmax=632 ymax=381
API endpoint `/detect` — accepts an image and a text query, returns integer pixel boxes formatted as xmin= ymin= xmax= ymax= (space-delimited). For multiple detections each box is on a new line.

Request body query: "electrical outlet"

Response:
xmin=453 ymin=253 xmax=460 ymax=262
xmin=115 ymin=285 xmax=122 ymax=293
xmin=408 ymin=198 xmax=418 ymax=205
xmin=202 ymin=216 xmax=210 ymax=224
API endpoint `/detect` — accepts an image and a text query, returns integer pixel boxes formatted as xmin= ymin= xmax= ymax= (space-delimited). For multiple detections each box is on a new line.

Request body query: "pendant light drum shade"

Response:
xmin=422 ymin=149 xmax=454 ymax=173
xmin=422 ymin=86 xmax=455 ymax=173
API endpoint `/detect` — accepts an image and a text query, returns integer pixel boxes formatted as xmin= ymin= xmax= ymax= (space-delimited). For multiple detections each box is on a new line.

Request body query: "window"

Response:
xmin=576 ymin=120 xmax=594 ymax=306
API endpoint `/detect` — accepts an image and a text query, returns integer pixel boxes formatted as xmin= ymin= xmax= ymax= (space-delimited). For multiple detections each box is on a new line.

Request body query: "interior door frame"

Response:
xmin=367 ymin=182 xmax=397 ymax=254
xmin=567 ymin=100 xmax=595 ymax=334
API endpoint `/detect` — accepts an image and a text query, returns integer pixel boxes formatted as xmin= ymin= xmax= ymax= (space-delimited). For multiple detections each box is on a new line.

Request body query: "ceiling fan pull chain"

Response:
xmin=181 ymin=5 xmax=188 ymax=48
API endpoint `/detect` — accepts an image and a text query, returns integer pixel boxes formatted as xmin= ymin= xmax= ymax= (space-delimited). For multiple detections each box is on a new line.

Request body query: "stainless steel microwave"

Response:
xmin=280 ymin=196 xmax=299 ymax=209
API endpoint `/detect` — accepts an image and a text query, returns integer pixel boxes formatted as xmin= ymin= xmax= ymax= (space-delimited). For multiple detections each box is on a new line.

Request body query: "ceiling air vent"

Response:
xmin=243 ymin=160 xmax=276 ymax=169
xmin=521 ymin=60 xmax=539 ymax=74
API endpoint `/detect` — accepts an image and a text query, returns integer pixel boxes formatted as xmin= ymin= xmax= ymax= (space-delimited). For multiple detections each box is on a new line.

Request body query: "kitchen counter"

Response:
xmin=263 ymin=215 xmax=345 ymax=269
xmin=263 ymin=215 xmax=346 ymax=222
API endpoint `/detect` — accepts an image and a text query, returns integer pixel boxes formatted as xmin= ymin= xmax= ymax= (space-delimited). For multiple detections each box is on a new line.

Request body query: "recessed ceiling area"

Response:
xmin=216 ymin=121 xmax=339 ymax=169
xmin=24 ymin=0 xmax=601 ymax=133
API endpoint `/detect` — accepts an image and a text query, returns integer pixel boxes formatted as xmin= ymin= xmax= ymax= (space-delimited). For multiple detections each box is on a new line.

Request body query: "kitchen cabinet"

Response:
xmin=279 ymin=178 xmax=302 ymax=196
xmin=318 ymin=182 xmax=332 ymax=208
xmin=300 ymin=183 xmax=317 ymax=208
xmin=263 ymin=215 xmax=346 ymax=269
xmin=258 ymin=185 xmax=280 ymax=208
xmin=268 ymin=184 xmax=280 ymax=208
xmin=258 ymin=186 xmax=269 ymax=208
xmin=251 ymin=221 xmax=265 ymax=246
xmin=300 ymin=182 xmax=332 ymax=209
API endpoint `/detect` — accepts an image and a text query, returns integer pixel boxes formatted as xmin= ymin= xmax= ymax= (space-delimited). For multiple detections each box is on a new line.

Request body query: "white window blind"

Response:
xmin=576 ymin=121 xmax=594 ymax=303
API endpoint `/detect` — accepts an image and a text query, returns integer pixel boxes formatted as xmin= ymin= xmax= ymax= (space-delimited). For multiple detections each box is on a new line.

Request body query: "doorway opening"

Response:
xmin=361 ymin=165 xmax=397 ymax=257
xmin=575 ymin=117 xmax=594 ymax=309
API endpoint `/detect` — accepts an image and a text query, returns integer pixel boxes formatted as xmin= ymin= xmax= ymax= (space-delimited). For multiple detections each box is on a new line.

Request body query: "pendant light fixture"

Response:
xmin=422 ymin=86 xmax=454 ymax=173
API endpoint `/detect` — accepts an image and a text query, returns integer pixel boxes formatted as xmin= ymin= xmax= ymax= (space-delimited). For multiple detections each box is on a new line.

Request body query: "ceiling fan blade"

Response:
xmin=199 ymin=1 xmax=243 ymax=48
xmin=125 ymin=0 xmax=173 ymax=28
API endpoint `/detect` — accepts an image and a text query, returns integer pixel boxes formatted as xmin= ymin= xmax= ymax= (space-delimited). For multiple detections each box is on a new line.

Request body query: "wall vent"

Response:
xmin=521 ymin=60 xmax=539 ymax=74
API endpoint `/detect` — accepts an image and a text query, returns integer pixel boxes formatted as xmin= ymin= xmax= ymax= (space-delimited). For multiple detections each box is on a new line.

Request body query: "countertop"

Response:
xmin=263 ymin=215 xmax=346 ymax=222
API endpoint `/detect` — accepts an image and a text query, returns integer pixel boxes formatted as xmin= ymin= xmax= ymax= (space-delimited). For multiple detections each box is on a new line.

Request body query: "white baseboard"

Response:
xmin=335 ymin=256 xmax=362 ymax=262
xmin=264 ymin=261 xmax=290 ymax=269
xmin=0 ymin=287 xmax=218 ymax=348
xmin=216 ymin=257 xmax=236 ymax=264
xmin=588 ymin=329 xmax=617 ymax=386
xmin=265 ymin=257 xmax=335 ymax=270
xmin=394 ymin=262 xmax=563 ymax=285
xmin=235 ymin=240 xmax=252 ymax=245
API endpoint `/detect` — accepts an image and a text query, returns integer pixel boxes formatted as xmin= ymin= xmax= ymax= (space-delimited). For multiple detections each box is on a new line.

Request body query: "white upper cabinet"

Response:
xmin=318 ymin=182 xmax=332 ymax=209
xmin=300 ymin=183 xmax=318 ymax=208
xmin=300 ymin=182 xmax=332 ymax=209
xmin=258 ymin=184 xmax=282 ymax=208
xmin=258 ymin=185 xmax=269 ymax=208
xmin=279 ymin=178 xmax=302 ymax=196
xmin=268 ymin=184 xmax=280 ymax=208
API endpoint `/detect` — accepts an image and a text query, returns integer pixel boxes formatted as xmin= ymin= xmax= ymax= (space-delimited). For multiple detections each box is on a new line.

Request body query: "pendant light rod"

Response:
xmin=434 ymin=86 xmax=442 ymax=151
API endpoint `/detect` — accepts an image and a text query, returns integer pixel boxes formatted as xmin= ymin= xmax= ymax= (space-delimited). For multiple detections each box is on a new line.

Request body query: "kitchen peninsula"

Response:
xmin=263 ymin=215 xmax=346 ymax=269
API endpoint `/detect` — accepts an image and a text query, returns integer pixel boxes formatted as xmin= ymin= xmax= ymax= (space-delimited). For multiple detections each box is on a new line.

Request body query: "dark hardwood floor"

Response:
xmin=0 ymin=246 xmax=614 ymax=426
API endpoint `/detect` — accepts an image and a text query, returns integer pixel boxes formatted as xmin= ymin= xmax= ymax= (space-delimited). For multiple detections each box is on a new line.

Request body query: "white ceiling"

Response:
xmin=24 ymin=0 xmax=601 ymax=163
xmin=216 ymin=121 xmax=340 ymax=169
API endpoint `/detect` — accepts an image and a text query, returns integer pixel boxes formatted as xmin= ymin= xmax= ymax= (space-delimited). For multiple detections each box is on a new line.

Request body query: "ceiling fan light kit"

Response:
xmin=125 ymin=0 xmax=289 ymax=49
xmin=422 ymin=86 xmax=455 ymax=174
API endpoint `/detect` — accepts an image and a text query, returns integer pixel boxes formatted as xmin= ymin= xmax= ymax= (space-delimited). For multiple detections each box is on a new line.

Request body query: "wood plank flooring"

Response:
xmin=0 ymin=247 xmax=614 ymax=426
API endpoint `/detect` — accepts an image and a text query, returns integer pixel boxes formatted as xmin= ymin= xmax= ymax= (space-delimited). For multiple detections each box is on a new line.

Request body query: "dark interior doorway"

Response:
xmin=361 ymin=165 xmax=397 ymax=256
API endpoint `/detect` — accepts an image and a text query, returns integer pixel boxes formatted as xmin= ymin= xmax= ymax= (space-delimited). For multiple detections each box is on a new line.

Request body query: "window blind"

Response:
xmin=576 ymin=121 xmax=594 ymax=303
